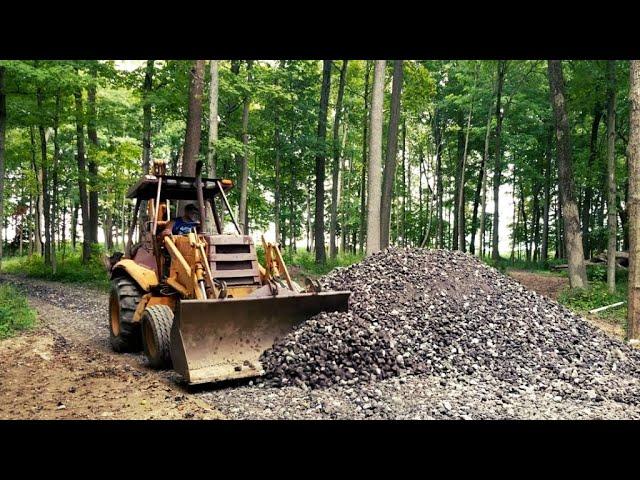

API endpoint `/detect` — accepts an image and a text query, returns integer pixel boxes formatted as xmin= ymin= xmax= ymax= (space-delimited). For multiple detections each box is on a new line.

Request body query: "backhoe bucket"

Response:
xmin=170 ymin=291 xmax=350 ymax=385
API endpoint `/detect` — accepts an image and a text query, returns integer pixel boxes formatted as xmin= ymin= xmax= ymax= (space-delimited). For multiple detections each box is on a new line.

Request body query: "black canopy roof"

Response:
xmin=126 ymin=175 xmax=233 ymax=201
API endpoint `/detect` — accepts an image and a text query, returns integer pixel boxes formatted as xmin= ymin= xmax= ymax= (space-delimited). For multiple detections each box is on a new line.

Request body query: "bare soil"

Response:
xmin=0 ymin=275 xmax=222 ymax=420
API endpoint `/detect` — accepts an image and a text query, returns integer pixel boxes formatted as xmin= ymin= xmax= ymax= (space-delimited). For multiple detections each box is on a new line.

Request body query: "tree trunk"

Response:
xmin=36 ymin=86 xmax=52 ymax=266
xmin=237 ymin=60 xmax=252 ymax=234
xmin=87 ymin=64 xmax=100 ymax=245
xmin=29 ymin=126 xmax=43 ymax=256
xmin=478 ymin=73 xmax=496 ymax=257
xmin=0 ymin=66 xmax=5 ymax=270
xmin=330 ymin=60 xmax=348 ymax=259
xmin=50 ymin=92 xmax=61 ymax=273
xmin=142 ymin=60 xmax=154 ymax=174
xmin=453 ymin=118 xmax=464 ymax=250
xmin=274 ymin=108 xmax=282 ymax=245
xmin=358 ymin=62 xmax=371 ymax=254
xmin=365 ymin=60 xmax=386 ymax=256
xmin=182 ymin=60 xmax=205 ymax=177
xmin=380 ymin=60 xmax=404 ymax=249
xmin=314 ymin=60 xmax=332 ymax=264
xmin=582 ymin=106 xmax=603 ymax=258
xmin=457 ymin=68 xmax=477 ymax=252
xmin=607 ymin=60 xmax=617 ymax=294
xmin=547 ymin=60 xmax=588 ymax=289
xmin=492 ymin=61 xmax=507 ymax=261
xmin=206 ymin=60 xmax=218 ymax=177
xmin=541 ymin=126 xmax=553 ymax=263
xmin=74 ymin=88 xmax=92 ymax=263
xmin=434 ymin=110 xmax=444 ymax=248
xmin=628 ymin=60 xmax=640 ymax=339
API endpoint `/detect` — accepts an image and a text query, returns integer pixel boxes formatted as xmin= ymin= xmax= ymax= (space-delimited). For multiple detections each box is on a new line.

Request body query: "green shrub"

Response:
xmin=2 ymin=250 xmax=109 ymax=291
xmin=558 ymin=279 xmax=628 ymax=324
xmin=0 ymin=284 xmax=37 ymax=339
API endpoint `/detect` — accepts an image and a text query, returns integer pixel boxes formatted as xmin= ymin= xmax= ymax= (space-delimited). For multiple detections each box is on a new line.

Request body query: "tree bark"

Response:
xmin=0 ymin=66 xmax=5 ymax=270
xmin=50 ymin=91 xmax=60 ymax=273
xmin=36 ymin=85 xmax=52 ymax=266
xmin=87 ymin=64 xmax=99 ymax=245
xmin=182 ymin=60 xmax=205 ymax=177
xmin=142 ymin=60 xmax=154 ymax=174
xmin=628 ymin=60 xmax=640 ymax=339
xmin=330 ymin=60 xmax=348 ymax=259
xmin=29 ymin=126 xmax=43 ymax=257
xmin=380 ymin=60 xmax=404 ymax=249
xmin=547 ymin=59 xmax=588 ymax=289
xmin=237 ymin=60 xmax=252 ymax=234
xmin=434 ymin=110 xmax=444 ymax=248
xmin=206 ymin=60 xmax=218 ymax=177
xmin=456 ymin=67 xmax=478 ymax=252
xmin=358 ymin=62 xmax=371 ymax=254
xmin=477 ymin=87 xmax=495 ymax=257
xmin=581 ymin=106 xmax=603 ymax=258
xmin=74 ymin=88 xmax=92 ymax=263
xmin=541 ymin=126 xmax=553 ymax=262
xmin=607 ymin=60 xmax=617 ymax=294
xmin=314 ymin=60 xmax=332 ymax=264
xmin=365 ymin=60 xmax=386 ymax=256
xmin=491 ymin=60 xmax=507 ymax=261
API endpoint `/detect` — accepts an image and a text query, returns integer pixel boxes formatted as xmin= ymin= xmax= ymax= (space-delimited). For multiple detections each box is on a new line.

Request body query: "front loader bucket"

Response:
xmin=170 ymin=291 xmax=350 ymax=385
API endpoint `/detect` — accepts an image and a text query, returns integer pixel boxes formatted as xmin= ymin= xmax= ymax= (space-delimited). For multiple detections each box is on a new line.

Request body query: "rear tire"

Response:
xmin=141 ymin=305 xmax=174 ymax=369
xmin=109 ymin=276 xmax=144 ymax=352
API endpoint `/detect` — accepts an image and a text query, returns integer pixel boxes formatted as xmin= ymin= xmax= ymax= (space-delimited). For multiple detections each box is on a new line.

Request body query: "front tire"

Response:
xmin=141 ymin=305 xmax=174 ymax=369
xmin=109 ymin=276 xmax=144 ymax=352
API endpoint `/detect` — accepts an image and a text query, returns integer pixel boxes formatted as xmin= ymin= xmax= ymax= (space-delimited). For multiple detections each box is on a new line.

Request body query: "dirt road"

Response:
xmin=2 ymin=272 xmax=640 ymax=420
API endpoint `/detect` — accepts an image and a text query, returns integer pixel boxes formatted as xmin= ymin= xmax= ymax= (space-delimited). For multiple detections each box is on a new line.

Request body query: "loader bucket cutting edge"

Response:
xmin=170 ymin=291 xmax=350 ymax=385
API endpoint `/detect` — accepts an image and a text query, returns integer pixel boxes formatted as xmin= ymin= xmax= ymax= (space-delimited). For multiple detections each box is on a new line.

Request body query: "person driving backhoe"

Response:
xmin=160 ymin=203 xmax=200 ymax=239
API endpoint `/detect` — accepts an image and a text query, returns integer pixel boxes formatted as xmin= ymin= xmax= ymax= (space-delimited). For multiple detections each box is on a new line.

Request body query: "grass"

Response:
xmin=1 ymin=248 xmax=110 ymax=291
xmin=0 ymin=284 xmax=37 ymax=339
xmin=273 ymin=248 xmax=363 ymax=281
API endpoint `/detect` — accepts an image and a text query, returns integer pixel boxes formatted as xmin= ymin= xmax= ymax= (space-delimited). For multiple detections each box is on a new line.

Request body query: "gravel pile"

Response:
xmin=260 ymin=248 xmax=640 ymax=404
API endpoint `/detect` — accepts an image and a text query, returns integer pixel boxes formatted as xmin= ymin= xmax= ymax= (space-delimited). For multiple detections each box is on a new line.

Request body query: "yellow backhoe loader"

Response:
xmin=108 ymin=160 xmax=350 ymax=385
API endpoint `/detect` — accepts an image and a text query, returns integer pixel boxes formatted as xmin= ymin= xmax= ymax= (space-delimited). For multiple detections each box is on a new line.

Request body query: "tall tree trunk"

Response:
xmin=29 ymin=126 xmax=43 ymax=256
xmin=478 ymin=72 xmax=496 ymax=257
xmin=401 ymin=120 xmax=407 ymax=247
xmin=547 ymin=60 xmax=588 ymax=289
xmin=453 ymin=118 xmax=464 ymax=250
xmin=142 ymin=60 xmax=154 ymax=174
xmin=582 ymin=106 xmax=603 ymax=258
xmin=182 ymin=60 xmax=205 ymax=177
xmin=434 ymin=110 xmax=444 ymax=248
xmin=607 ymin=60 xmax=617 ymax=294
xmin=627 ymin=60 xmax=640 ymax=339
xmin=237 ymin=60 xmax=252 ymax=234
xmin=50 ymin=91 xmax=60 ymax=273
xmin=380 ymin=60 xmax=404 ymax=249
xmin=358 ymin=62 xmax=371 ymax=254
xmin=274 ymin=109 xmax=282 ymax=245
xmin=74 ymin=88 xmax=92 ymax=263
xmin=0 ymin=66 xmax=5 ymax=270
xmin=457 ymin=67 xmax=477 ymax=252
xmin=314 ymin=60 xmax=332 ymax=264
xmin=491 ymin=61 xmax=507 ymax=261
xmin=36 ymin=85 xmax=52 ymax=266
xmin=365 ymin=60 xmax=386 ymax=256
xmin=541 ymin=126 xmax=553 ymax=263
xmin=87 ymin=64 xmax=99 ymax=245
xmin=330 ymin=60 xmax=348 ymax=259
xmin=206 ymin=60 xmax=218 ymax=177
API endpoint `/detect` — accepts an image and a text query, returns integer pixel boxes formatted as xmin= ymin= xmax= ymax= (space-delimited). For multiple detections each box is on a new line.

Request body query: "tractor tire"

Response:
xmin=109 ymin=275 xmax=144 ymax=353
xmin=141 ymin=305 xmax=174 ymax=369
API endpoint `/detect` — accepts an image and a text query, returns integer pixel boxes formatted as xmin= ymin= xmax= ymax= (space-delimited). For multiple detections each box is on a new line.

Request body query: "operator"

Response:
xmin=160 ymin=203 xmax=201 ymax=239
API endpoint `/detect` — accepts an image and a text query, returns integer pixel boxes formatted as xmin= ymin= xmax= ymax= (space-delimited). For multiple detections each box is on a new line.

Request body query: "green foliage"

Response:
xmin=2 ymin=251 xmax=109 ymax=290
xmin=558 ymin=279 xmax=627 ymax=324
xmin=283 ymin=249 xmax=364 ymax=279
xmin=0 ymin=284 xmax=37 ymax=339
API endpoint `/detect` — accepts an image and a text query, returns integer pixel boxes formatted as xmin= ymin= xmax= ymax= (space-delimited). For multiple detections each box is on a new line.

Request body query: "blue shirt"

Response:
xmin=172 ymin=217 xmax=199 ymax=235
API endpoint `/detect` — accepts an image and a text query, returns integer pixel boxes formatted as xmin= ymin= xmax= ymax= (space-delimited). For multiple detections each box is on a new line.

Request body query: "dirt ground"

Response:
xmin=0 ymin=275 xmax=222 ymax=420
xmin=507 ymin=269 xmax=627 ymax=341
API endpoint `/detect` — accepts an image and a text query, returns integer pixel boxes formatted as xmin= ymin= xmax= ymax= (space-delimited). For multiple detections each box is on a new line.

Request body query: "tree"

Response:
xmin=74 ymin=86 xmax=92 ymax=263
xmin=207 ymin=60 xmax=219 ymax=177
xmin=607 ymin=60 xmax=617 ymax=294
xmin=142 ymin=60 xmax=154 ymax=174
xmin=0 ymin=66 xmax=5 ymax=270
xmin=366 ymin=60 xmax=386 ymax=256
xmin=314 ymin=60 xmax=332 ymax=264
xmin=330 ymin=60 xmax=348 ymax=259
xmin=380 ymin=60 xmax=404 ymax=249
xmin=237 ymin=60 xmax=253 ymax=234
xmin=491 ymin=61 xmax=506 ymax=261
xmin=627 ymin=60 xmax=640 ymax=340
xmin=182 ymin=60 xmax=205 ymax=177
xmin=547 ymin=60 xmax=588 ymax=289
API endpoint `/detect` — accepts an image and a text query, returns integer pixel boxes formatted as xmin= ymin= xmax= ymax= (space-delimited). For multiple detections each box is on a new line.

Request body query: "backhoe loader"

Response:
xmin=107 ymin=160 xmax=350 ymax=384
